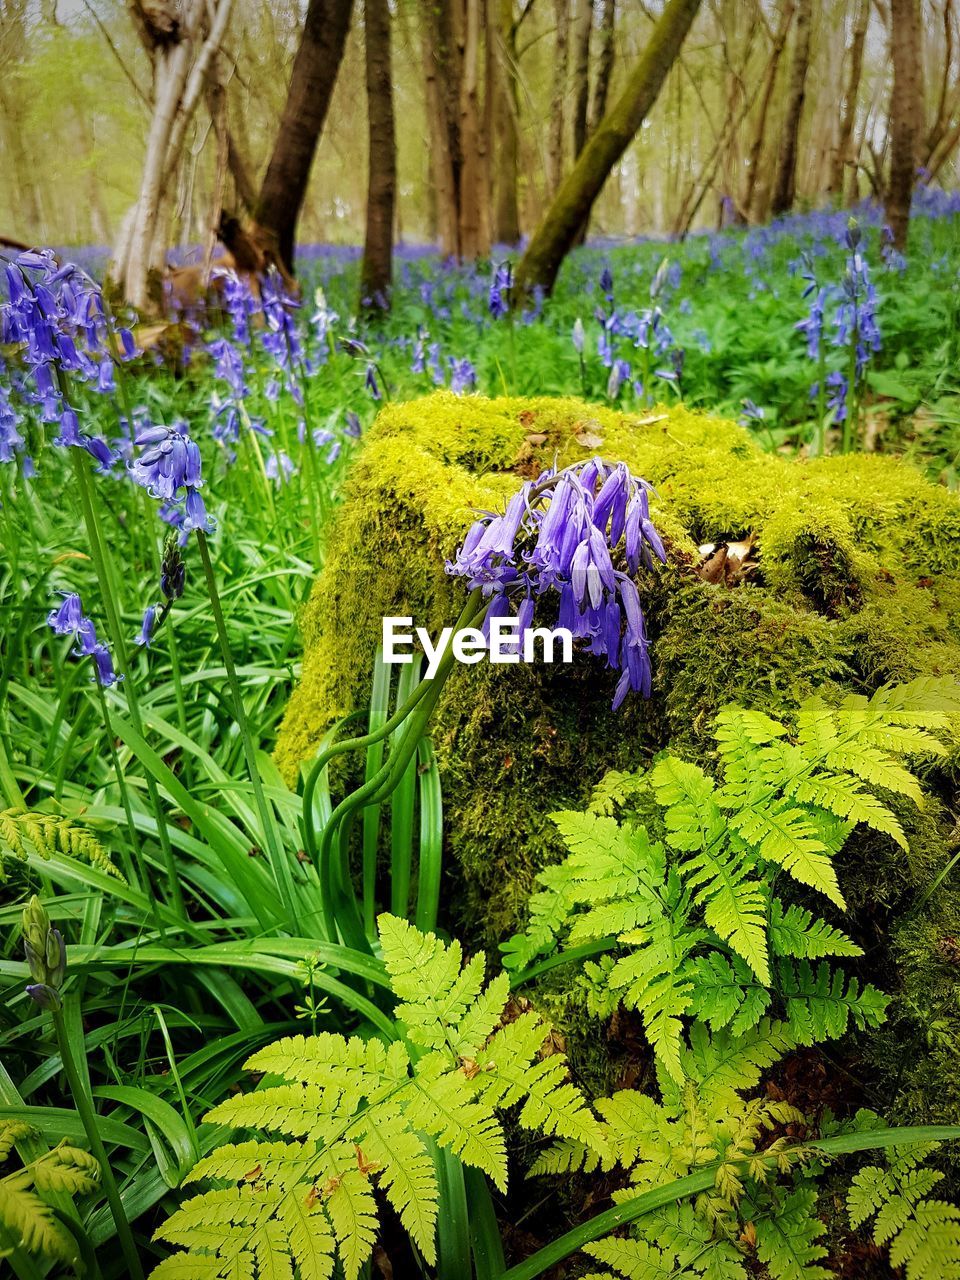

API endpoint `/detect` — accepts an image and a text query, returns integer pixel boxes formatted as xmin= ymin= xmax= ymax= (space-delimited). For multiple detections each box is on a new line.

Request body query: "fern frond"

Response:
xmin=154 ymin=916 xmax=599 ymax=1277
xmin=527 ymin=1137 xmax=607 ymax=1177
xmin=0 ymin=1140 xmax=101 ymax=1269
xmin=888 ymin=1201 xmax=960 ymax=1279
xmin=379 ymin=914 xmax=488 ymax=1053
xmin=777 ymin=960 xmax=888 ymax=1044
xmin=650 ymin=758 xmax=725 ymax=853
xmin=476 ymin=1011 xmax=606 ymax=1154
xmin=768 ymin=901 xmax=861 ymax=960
xmin=751 ymin=1186 xmax=831 ymax=1279
xmin=0 ymin=1172 xmax=79 ymax=1265
xmin=0 ymin=1121 xmax=35 ymax=1161
xmin=788 ymin=773 xmax=907 ymax=850
xmin=847 ymin=1145 xmax=960 ymax=1280
xmin=355 ymin=1121 xmax=437 ymax=1262
xmin=687 ymin=952 xmax=768 ymax=1034
xmin=671 ymin=1021 xmax=796 ymax=1111
xmin=0 ymin=807 xmax=124 ymax=881
xmin=680 ymin=843 xmax=770 ymax=983
xmin=609 ymin=916 xmax=699 ymax=1083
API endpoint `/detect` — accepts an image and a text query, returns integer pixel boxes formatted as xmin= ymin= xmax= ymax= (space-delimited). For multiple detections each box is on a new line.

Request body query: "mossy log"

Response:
xmin=278 ymin=391 xmax=960 ymax=1126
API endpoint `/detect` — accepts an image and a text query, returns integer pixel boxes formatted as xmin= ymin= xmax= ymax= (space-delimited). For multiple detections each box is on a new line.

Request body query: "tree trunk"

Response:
xmin=570 ymin=0 xmax=592 ymax=159
xmin=459 ymin=0 xmax=487 ymax=257
xmin=113 ymin=0 xmax=238 ymax=309
xmin=493 ymin=0 xmax=521 ymax=243
xmin=588 ymin=0 xmax=616 ymax=135
xmin=360 ymin=0 xmax=396 ymax=307
xmin=421 ymin=0 xmax=491 ymax=259
xmin=516 ymin=0 xmax=702 ymax=298
xmin=421 ymin=0 xmax=463 ymax=257
xmin=741 ymin=0 xmax=794 ymax=220
xmin=546 ymin=0 xmax=570 ymax=195
xmin=769 ymin=0 xmax=811 ymax=216
xmin=252 ymin=0 xmax=354 ymax=272
xmin=886 ymin=0 xmax=923 ymax=250
xmin=828 ymin=0 xmax=869 ymax=199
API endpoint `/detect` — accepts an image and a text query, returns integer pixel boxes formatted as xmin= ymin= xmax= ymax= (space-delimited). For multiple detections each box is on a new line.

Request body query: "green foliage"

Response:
xmin=152 ymin=914 xmax=604 ymax=1278
xmin=0 ymin=806 xmax=124 ymax=881
xmin=505 ymin=679 xmax=957 ymax=1082
xmin=535 ymin=1018 xmax=825 ymax=1280
xmin=848 ymin=1144 xmax=960 ymax=1280
xmin=0 ymin=1123 xmax=100 ymax=1267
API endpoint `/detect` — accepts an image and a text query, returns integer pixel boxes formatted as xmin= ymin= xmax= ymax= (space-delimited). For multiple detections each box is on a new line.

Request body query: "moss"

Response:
xmin=279 ymin=390 xmax=960 ymax=1127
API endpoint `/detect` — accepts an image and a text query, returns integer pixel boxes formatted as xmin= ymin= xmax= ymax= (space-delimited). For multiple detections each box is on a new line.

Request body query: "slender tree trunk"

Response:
xmin=769 ymin=0 xmax=812 ymax=216
xmin=589 ymin=0 xmax=616 ymax=135
xmin=204 ymin=58 xmax=258 ymax=215
xmin=360 ymin=0 xmax=396 ymax=307
xmin=886 ymin=0 xmax=923 ymax=250
xmin=570 ymin=0 xmax=592 ymax=159
xmin=516 ymin=0 xmax=702 ymax=297
xmin=422 ymin=0 xmax=463 ymax=257
xmin=459 ymin=0 xmax=486 ymax=257
xmin=252 ymin=0 xmax=354 ymax=271
xmin=572 ymin=0 xmax=615 ymax=246
xmin=741 ymin=0 xmax=794 ymax=220
xmin=113 ymin=0 xmax=237 ymax=309
xmin=924 ymin=0 xmax=956 ymax=165
xmin=494 ymin=0 xmax=521 ymax=243
xmin=828 ymin=0 xmax=869 ymax=199
xmin=546 ymin=0 xmax=570 ymax=195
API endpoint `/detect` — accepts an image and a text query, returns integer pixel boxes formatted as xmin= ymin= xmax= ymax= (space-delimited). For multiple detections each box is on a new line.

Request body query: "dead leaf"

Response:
xmin=697 ymin=533 xmax=759 ymax=587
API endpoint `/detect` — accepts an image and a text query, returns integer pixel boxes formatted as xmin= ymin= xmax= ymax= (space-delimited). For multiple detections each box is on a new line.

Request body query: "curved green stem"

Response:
xmin=308 ymin=588 xmax=485 ymax=945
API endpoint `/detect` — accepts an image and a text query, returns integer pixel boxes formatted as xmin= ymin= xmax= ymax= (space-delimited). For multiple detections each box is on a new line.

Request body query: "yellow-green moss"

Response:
xmin=280 ymin=390 xmax=960 ymax=785
xmin=279 ymin=390 xmax=960 ymax=1134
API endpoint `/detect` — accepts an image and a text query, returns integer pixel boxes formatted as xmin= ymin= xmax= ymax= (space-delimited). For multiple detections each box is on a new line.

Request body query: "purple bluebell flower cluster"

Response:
xmin=129 ymin=420 xmax=213 ymax=539
xmin=446 ymin=458 xmax=665 ymax=707
xmin=1 ymin=250 xmax=136 ymax=472
xmin=834 ymin=219 xmax=881 ymax=381
xmin=488 ymin=262 xmax=513 ymax=319
xmin=47 ymin=591 xmax=121 ymax=686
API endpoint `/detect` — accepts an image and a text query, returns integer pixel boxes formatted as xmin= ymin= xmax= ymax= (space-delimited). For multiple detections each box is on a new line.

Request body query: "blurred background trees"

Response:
xmin=0 ymin=0 xmax=956 ymax=291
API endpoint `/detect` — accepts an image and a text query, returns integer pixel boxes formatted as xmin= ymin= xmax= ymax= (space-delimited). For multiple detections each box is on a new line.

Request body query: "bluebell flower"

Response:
xmin=0 ymin=381 xmax=25 ymax=463
xmin=606 ymin=359 xmax=630 ymax=399
xmin=47 ymin=592 xmax=84 ymax=636
xmin=740 ymin=399 xmax=766 ymax=426
xmin=572 ymin=318 xmax=585 ymax=354
xmin=265 ymin=450 xmax=297 ymax=485
xmin=46 ymin=591 xmax=121 ymax=686
xmin=130 ymin=420 xmax=214 ymax=538
xmin=364 ymin=364 xmax=382 ymax=400
xmin=488 ymin=262 xmax=512 ymax=319
xmin=449 ymin=357 xmax=477 ymax=395
xmin=344 ymin=411 xmax=362 ymax=438
xmin=135 ymin=605 xmax=156 ymax=648
xmin=446 ymin=457 xmax=664 ymax=708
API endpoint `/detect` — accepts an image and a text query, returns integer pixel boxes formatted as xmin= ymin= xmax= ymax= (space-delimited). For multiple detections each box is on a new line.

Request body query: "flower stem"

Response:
xmin=69 ymin=448 xmax=186 ymax=919
xmin=52 ymin=1004 xmax=145 ymax=1280
xmin=194 ymin=528 xmax=301 ymax=931
xmin=94 ymin=681 xmax=161 ymax=928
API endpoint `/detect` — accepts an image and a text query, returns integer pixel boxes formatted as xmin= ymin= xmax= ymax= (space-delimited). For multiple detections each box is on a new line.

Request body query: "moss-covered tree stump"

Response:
xmin=278 ymin=391 xmax=960 ymax=1126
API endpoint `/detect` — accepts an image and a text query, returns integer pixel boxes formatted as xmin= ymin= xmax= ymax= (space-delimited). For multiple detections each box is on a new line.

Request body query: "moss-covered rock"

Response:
xmin=278 ymin=390 xmax=960 ymax=1125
